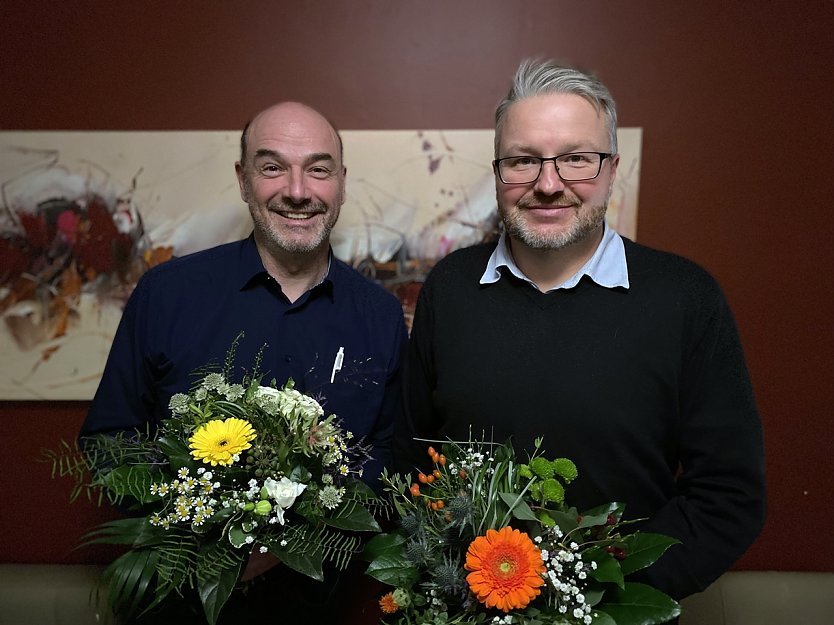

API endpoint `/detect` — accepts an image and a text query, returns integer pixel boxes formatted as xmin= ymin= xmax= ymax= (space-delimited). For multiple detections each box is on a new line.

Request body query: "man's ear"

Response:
xmin=235 ymin=162 xmax=249 ymax=203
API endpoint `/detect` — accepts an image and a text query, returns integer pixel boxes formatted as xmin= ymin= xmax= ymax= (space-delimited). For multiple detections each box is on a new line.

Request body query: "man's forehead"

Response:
xmin=249 ymin=105 xmax=339 ymax=151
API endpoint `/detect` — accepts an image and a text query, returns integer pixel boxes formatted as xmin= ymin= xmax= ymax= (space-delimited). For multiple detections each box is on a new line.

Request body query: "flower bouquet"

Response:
xmin=364 ymin=438 xmax=680 ymax=625
xmin=47 ymin=337 xmax=381 ymax=624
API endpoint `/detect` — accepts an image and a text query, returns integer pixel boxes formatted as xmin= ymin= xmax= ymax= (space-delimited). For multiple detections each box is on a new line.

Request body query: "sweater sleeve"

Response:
xmin=394 ymin=278 xmax=439 ymax=478
xmin=638 ymin=282 xmax=766 ymax=599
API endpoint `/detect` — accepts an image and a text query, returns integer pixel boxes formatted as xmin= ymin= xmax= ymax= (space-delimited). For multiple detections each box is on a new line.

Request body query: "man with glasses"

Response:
xmin=397 ymin=59 xmax=765 ymax=606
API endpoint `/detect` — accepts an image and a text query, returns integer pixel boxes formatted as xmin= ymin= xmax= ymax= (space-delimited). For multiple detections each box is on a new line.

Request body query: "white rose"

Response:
xmin=255 ymin=386 xmax=282 ymax=400
xmin=262 ymin=477 xmax=307 ymax=525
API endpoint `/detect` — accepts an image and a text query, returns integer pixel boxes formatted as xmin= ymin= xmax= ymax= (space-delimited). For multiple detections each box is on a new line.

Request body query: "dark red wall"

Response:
xmin=2 ymin=1 xmax=833 ymax=572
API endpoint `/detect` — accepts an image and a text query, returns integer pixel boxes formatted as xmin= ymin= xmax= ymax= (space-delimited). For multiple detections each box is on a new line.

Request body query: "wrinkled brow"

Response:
xmin=253 ymin=148 xmax=337 ymax=165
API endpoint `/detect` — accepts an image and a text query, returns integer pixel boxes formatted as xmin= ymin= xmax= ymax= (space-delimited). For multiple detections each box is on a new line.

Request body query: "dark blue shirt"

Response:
xmin=81 ymin=235 xmax=408 ymax=484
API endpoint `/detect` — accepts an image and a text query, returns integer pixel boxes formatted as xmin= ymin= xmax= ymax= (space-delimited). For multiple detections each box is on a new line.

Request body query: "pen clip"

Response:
xmin=330 ymin=347 xmax=344 ymax=383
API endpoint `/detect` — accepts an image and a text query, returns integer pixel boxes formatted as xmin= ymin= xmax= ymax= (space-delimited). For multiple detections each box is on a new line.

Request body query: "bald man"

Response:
xmin=81 ymin=102 xmax=407 ymax=622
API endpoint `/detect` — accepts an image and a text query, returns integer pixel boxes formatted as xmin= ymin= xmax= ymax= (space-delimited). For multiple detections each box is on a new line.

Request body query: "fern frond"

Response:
xmin=317 ymin=528 xmax=364 ymax=570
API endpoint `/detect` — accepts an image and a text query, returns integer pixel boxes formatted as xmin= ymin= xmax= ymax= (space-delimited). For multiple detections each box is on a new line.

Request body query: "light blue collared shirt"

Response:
xmin=479 ymin=223 xmax=630 ymax=291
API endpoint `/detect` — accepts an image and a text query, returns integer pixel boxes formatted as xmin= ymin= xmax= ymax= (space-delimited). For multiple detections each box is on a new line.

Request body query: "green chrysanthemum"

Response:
xmin=553 ymin=458 xmax=578 ymax=482
xmin=529 ymin=457 xmax=555 ymax=480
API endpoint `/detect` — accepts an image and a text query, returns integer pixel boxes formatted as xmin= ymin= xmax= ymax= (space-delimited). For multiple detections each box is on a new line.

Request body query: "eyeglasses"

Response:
xmin=493 ymin=152 xmax=613 ymax=184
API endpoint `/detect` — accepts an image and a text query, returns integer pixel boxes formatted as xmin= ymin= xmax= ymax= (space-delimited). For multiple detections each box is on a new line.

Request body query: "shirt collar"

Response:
xmin=479 ymin=223 xmax=629 ymax=291
xmin=239 ymin=233 xmax=336 ymax=299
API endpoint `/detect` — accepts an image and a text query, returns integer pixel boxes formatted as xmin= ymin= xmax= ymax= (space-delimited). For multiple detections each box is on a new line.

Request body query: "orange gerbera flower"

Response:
xmin=464 ymin=526 xmax=546 ymax=613
xmin=379 ymin=592 xmax=400 ymax=614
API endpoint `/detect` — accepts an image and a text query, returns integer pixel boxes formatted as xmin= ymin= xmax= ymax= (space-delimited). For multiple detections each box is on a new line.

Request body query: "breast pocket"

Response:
xmin=303 ymin=355 xmax=388 ymax=440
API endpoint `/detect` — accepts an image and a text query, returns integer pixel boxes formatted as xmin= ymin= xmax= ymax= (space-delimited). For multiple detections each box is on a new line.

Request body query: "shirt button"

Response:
xmin=285 ymin=355 xmax=292 ymax=362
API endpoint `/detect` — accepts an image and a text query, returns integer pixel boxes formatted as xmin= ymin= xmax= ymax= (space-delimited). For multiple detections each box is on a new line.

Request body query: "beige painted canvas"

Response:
xmin=0 ymin=129 xmax=641 ymax=399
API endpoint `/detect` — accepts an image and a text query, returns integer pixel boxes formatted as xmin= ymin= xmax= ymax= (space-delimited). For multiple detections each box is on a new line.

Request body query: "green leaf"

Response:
xmin=365 ymin=553 xmax=420 ymax=587
xmin=157 ymin=436 xmax=193 ymax=470
xmin=548 ymin=508 xmax=580 ymax=534
xmin=619 ymin=532 xmax=680 ymax=575
xmin=575 ymin=511 xmax=611 ymax=530
xmin=198 ymin=559 xmax=242 ymax=625
xmin=586 ymin=547 xmax=624 ymax=588
xmin=323 ymin=501 xmax=381 ymax=532
xmin=362 ymin=533 xmax=407 ymax=560
xmin=597 ymin=582 xmax=681 ymax=625
xmin=270 ymin=544 xmax=324 ymax=581
xmin=227 ymin=524 xmax=252 ymax=549
xmin=290 ymin=464 xmax=313 ymax=483
xmin=101 ymin=548 xmax=159 ymax=618
xmin=498 ymin=491 xmax=538 ymax=521
xmin=100 ymin=465 xmax=160 ymax=503
xmin=345 ymin=478 xmax=378 ymax=501
xmin=80 ymin=517 xmax=154 ymax=548
xmin=582 ymin=501 xmax=626 ymax=523
xmin=586 ymin=609 xmax=617 ymax=625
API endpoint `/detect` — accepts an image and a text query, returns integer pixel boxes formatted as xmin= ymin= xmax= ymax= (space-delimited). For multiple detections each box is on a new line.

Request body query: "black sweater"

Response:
xmin=396 ymin=238 xmax=766 ymax=600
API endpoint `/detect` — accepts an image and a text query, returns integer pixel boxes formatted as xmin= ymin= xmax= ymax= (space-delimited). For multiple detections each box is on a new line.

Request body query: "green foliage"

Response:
xmin=47 ymin=337 xmax=384 ymax=625
xmin=366 ymin=439 xmax=680 ymax=625
xmin=596 ymin=583 xmax=681 ymax=625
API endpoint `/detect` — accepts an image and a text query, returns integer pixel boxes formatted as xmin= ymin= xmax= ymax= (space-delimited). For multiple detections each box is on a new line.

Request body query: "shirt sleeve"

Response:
xmin=638 ymin=284 xmax=767 ymax=599
xmin=79 ymin=274 xmax=161 ymax=438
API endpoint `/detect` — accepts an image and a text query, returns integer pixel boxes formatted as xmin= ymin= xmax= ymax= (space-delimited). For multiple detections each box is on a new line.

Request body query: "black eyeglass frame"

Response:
xmin=492 ymin=152 xmax=613 ymax=184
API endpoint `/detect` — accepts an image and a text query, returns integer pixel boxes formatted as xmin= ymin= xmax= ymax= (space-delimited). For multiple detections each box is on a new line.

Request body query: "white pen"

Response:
xmin=330 ymin=346 xmax=344 ymax=383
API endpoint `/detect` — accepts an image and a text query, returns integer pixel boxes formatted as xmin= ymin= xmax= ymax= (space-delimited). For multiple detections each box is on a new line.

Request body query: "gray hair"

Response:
xmin=494 ymin=58 xmax=618 ymax=157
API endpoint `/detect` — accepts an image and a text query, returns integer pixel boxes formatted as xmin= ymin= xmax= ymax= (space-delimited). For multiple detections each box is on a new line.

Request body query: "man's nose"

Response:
xmin=283 ymin=167 xmax=311 ymax=203
xmin=534 ymin=160 xmax=566 ymax=195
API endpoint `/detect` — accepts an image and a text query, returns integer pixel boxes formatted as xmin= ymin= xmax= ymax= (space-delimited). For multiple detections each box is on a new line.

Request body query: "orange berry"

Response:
xmin=418 ymin=473 xmax=428 ymax=484
xmin=433 ymin=469 xmax=442 ymax=478
xmin=436 ymin=500 xmax=445 ymax=510
xmin=431 ymin=453 xmax=441 ymax=464
xmin=430 ymin=502 xmax=438 ymax=511
xmin=427 ymin=446 xmax=436 ymax=457
xmin=459 ymin=469 xmax=467 ymax=479
xmin=426 ymin=474 xmax=435 ymax=484
xmin=438 ymin=454 xmax=447 ymax=466
xmin=410 ymin=484 xmax=420 ymax=497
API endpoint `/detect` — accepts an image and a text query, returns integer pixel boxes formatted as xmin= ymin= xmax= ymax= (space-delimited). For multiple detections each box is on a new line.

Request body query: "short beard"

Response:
xmin=250 ymin=198 xmax=336 ymax=254
xmin=502 ymin=200 xmax=607 ymax=250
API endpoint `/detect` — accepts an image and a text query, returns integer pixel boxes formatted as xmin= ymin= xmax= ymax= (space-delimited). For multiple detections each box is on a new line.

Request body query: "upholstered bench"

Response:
xmin=1 ymin=565 xmax=832 ymax=625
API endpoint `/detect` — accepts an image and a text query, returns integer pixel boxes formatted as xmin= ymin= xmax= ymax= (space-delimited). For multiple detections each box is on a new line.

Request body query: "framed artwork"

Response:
xmin=0 ymin=129 xmax=641 ymax=399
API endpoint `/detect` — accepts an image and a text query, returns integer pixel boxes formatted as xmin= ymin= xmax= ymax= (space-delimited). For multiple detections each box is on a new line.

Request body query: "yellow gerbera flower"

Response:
xmin=464 ymin=526 xmax=546 ymax=613
xmin=189 ymin=417 xmax=256 ymax=466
